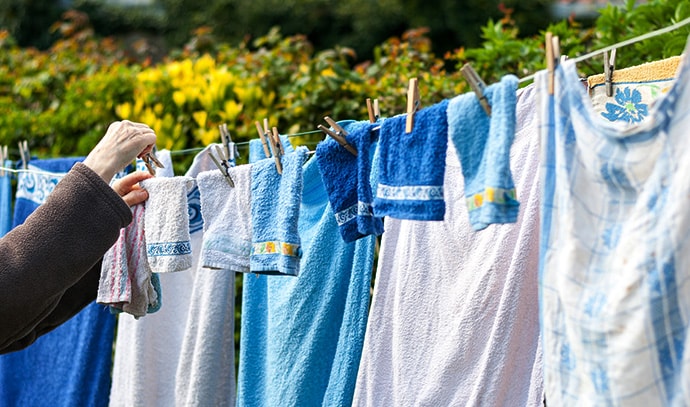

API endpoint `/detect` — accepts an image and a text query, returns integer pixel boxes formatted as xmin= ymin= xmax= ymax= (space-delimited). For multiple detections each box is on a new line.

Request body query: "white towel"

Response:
xmin=353 ymin=85 xmax=543 ymax=406
xmin=109 ymin=147 xmax=213 ymax=407
xmin=174 ymin=166 xmax=249 ymax=406
xmin=198 ymin=166 xmax=252 ymax=272
xmin=141 ymin=176 xmax=195 ymax=273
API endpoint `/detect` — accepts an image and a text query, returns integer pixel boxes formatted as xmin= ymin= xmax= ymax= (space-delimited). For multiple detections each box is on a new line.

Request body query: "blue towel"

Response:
xmin=237 ymin=154 xmax=377 ymax=407
xmin=374 ymin=100 xmax=449 ymax=220
xmin=12 ymin=157 xmax=84 ymax=228
xmin=0 ymin=159 xmax=12 ymax=237
xmin=249 ymin=134 xmax=294 ymax=163
xmin=250 ymin=145 xmax=308 ymax=276
xmin=316 ymin=120 xmax=383 ymax=242
xmin=0 ymin=157 xmax=115 ymax=407
xmin=448 ymin=74 xmax=519 ymax=230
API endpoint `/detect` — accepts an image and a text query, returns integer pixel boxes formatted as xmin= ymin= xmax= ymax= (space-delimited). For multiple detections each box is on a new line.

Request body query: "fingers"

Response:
xmin=121 ymin=189 xmax=149 ymax=207
xmin=112 ymin=171 xmax=153 ymax=196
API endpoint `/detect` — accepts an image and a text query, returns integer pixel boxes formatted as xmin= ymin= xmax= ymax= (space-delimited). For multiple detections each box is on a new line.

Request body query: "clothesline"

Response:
xmin=5 ymin=16 xmax=690 ymax=176
xmin=517 ymin=15 xmax=690 ymax=84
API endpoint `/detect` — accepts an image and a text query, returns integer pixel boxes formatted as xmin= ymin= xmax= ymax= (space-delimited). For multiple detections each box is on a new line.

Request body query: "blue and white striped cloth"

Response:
xmin=536 ymin=46 xmax=690 ymax=406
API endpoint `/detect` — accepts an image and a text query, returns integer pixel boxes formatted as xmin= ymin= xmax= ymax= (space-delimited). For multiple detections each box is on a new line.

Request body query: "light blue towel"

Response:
xmin=250 ymin=145 xmax=308 ymax=276
xmin=448 ymin=74 xmax=519 ymax=230
xmin=0 ymin=157 xmax=115 ymax=407
xmin=237 ymin=154 xmax=377 ymax=407
xmin=374 ymin=100 xmax=449 ymax=221
xmin=316 ymin=120 xmax=382 ymax=242
xmin=249 ymin=134 xmax=294 ymax=164
xmin=0 ymin=159 xmax=12 ymax=237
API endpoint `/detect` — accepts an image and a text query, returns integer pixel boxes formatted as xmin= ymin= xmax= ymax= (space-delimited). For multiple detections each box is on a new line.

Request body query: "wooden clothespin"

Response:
xmin=545 ymin=33 xmax=560 ymax=96
xmin=460 ymin=63 xmax=492 ymax=116
xmin=219 ymin=123 xmax=238 ymax=163
xmin=208 ymin=144 xmax=235 ymax=187
xmin=141 ymin=150 xmax=165 ymax=176
xmin=603 ymin=49 xmax=616 ymax=97
xmin=317 ymin=116 xmax=358 ymax=156
xmin=269 ymin=127 xmax=283 ymax=174
xmin=374 ymin=99 xmax=380 ymax=121
xmin=0 ymin=145 xmax=5 ymax=176
xmin=366 ymin=98 xmax=376 ymax=123
xmin=254 ymin=119 xmax=272 ymax=159
xmin=405 ymin=78 xmax=420 ymax=133
xmin=18 ymin=140 xmax=29 ymax=170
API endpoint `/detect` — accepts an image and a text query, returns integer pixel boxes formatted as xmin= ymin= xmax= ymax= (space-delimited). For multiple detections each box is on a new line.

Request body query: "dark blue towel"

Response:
xmin=448 ymin=75 xmax=520 ymax=230
xmin=316 ymin=120 xmax=383 ymax=242
xmin=374 ymin=100 xmax=449 ymax=220
xmin=0 ymin=157 xmax=115 ymax=407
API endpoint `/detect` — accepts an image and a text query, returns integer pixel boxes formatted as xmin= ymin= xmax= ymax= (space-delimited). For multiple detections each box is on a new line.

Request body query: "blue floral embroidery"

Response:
xmin=601 ymin=87 xmax=649 ymax=123
xmin=147 ymin=241 xmax=192 ymax=257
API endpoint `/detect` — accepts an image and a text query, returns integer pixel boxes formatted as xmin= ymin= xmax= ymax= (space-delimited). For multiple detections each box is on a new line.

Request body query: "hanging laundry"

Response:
xmin=173 ymin=165 xmax=252 ymax=407
xmin=250 ymin=146 xmax=308 ymax=276
xmin=316 ymin=120 xmax=383 ymax=242
xmin=448 ymin=74 xmax=520 ymax=230
xmin=98 ymin=203 xmax=161 ymax=317
xmin=198 ymin=166 xmax=252 ymax=271
xmin=354 ymin=85 xmax=543 ymax=406
xmin=0 ymin=158 xmax=11 ymax=237
xmin=587 ymin=55 xmax=681 ymax=124
xmin=237 ymin=143 xmax=377 ymax=407
xmin=109 ymin=149 xmax=199 ymax=407
xmin=249 ymin=134 xmax=294 ymax=163
xmin=536 ymin=40 xmax=690 ymax=405
xmin=141 ymin=176 xmax=196 ymax=273
xmin=0 ymin=158 xmax=116 ymax=407
xmin=374 ymin=100 xmax=449 ymax=220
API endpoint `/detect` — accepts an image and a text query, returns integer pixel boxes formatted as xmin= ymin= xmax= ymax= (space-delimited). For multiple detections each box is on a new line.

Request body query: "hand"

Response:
xmin=83 ymin=120 xmax=157 ymax=183
xmin=112 ymin=171 xmax=153 ymax=207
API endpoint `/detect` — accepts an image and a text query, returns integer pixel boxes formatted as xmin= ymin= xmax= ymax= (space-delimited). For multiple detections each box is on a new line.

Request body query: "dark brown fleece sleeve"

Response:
xmin=0 ymin=163 xmax=132 ymax=352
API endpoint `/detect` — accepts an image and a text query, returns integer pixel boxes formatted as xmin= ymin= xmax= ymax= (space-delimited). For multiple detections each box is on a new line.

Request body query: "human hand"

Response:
xmin=112 ymin=171 xmax=153 ymax=207
xmin=83 ymin=120 xmax=157 ymax=183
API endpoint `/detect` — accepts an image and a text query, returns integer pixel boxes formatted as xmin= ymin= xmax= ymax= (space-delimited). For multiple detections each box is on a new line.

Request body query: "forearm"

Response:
xmin=0 ymin=163 xmax=131 ymax=351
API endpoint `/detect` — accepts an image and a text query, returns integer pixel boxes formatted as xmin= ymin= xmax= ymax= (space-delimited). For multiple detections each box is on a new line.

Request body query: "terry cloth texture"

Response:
xmin=374 ymin=100 xmax=449 ymax=221
xmin=237 ymin=154 xmax=377 ymax=407
xmin=0 ymin=159 xmax=117 ymax=407
xmin=109 ymin=147 xmax=211 ymax=407
xmin=141 ymin=176 xmax=195 ymax=273
xmin=98 ymin=203 xmax=160 ymax=317
xmin=587 ymin=56 xmax=681 ymax=125
xmin=250 ymin=146 xmax=308 ymax=276
xmin=316 ymin=120 xmax=383 ymax=242
xmin=448 ymin=74 xmax=520 ymax=230
xmin=536 ymin=39 xmax=690 ymax=405
xmin=353 ymin=85 xmax=543 ymax=407
xmin=0 ymin=159 xmax=11 ymax=237
xmin=249 ymin=134 xmax=294 ymax=164
xmin=199 ymin=166 xmax=252 ymax=272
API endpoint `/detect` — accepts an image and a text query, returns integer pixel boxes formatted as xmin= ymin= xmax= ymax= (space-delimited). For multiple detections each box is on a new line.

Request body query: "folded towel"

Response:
xmin=249 ymin=134 xmax=295 ymax=163
xmin=374 ymin=100 xmax=449 ymax=221
xmin=447 ymin=74 xmax=520 ymax=230
xmin=198 ymin=165 xmax=253 ymax=272
xmin=250 ymin=146 xmax=308 ymax=276
xmin=98 ymin=203 xmax=160 ymax=317
xmin=316 ymin=120 xmax=382 ymax=242
xmin=141 ymin=176 xmax=195 ymax=273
